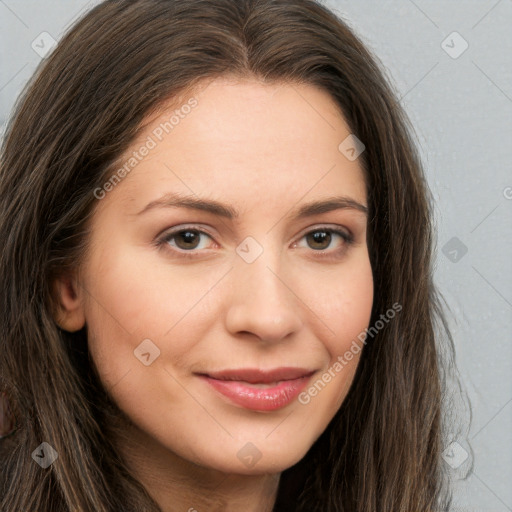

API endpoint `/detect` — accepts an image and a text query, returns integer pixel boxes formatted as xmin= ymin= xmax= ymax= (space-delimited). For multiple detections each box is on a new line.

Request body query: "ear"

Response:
xmin=52 ymin=273 xmax=86 ymax=332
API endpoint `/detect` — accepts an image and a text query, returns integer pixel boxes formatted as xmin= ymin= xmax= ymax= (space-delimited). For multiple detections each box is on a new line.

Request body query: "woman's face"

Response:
xmin=66 ymin=77 xmax=373 ymax=474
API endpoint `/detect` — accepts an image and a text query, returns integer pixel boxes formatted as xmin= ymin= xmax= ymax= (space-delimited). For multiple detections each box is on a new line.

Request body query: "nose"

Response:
xmin=224 ymin=250 xmax=304 ymax=343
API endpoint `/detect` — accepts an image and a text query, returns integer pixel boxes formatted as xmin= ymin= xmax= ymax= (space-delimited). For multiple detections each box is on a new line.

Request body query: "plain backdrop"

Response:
xmin=1 ymin=1 xmax=511 ymax=511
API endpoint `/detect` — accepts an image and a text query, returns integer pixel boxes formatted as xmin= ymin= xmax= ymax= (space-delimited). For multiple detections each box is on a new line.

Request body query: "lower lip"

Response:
xmin=200 ymin=374 xmax=312 ymax=411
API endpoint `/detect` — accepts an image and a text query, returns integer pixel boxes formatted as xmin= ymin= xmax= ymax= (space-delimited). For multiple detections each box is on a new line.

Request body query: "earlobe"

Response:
xmin=52 ymin=274 xmax=86 ymax=332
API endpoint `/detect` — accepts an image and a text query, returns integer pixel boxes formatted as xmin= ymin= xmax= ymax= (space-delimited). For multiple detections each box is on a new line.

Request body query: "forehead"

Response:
xmin=101 ymin=77 xmax=367 ymax=217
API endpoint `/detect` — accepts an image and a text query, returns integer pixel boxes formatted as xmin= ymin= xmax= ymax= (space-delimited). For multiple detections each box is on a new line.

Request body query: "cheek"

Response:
xmin=80 ymin=247 xmax=160 ymax=388
xmin=81 ymin=247 xmax=218 ymax=389
xmin=300 ymin=257 xmax=373 ymax=410
xmin=314 ymin=255 xmax=374 ymax=354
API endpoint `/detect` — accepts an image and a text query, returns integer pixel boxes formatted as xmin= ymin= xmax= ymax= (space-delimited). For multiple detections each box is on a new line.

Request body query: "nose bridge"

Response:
xmin=225 ymin=237 xmax=303 ymax=341
xmin=240 ymin=254 xmax=286 ymax=308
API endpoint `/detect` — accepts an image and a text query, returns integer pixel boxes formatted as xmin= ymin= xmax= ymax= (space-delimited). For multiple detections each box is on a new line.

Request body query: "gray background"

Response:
xmin=1 ymin=1 xmax=511 ymax=510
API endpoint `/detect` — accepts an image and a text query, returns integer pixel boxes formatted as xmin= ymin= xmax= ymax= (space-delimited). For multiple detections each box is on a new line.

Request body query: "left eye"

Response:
xmin=157 ymin=226 xmax=353 ymax=257
xmin=297 ymin=228 xmax=352 ymax=251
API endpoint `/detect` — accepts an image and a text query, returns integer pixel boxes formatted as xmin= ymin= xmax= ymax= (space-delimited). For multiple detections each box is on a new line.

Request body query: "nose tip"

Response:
xmin=224 ymin=261 xmax=303 ymax=343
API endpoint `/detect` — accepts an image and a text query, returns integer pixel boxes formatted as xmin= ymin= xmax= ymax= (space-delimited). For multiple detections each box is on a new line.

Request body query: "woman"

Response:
xmin=0 ymin=0 xmax=466 ymax=510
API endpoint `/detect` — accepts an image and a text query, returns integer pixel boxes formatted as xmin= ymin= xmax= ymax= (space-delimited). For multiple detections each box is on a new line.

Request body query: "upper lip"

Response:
xmin=198 ymin=367 xmax=315 ymax=384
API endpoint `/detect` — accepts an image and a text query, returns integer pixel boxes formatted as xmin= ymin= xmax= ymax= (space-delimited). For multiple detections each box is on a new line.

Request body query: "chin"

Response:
xmin=199 ymin=438 xmax=312 ymax=476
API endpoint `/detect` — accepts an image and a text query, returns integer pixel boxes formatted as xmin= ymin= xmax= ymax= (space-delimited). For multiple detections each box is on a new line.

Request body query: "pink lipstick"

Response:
xmin=197 ymin=367 xmax=315 ymax=411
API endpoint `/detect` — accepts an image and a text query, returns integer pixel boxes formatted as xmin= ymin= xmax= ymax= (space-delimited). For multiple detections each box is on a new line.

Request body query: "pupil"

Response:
xmin=309 ymin=231 xmax=330 ymax=250
xmin=178 ymin=231 xmax=199 ymax=249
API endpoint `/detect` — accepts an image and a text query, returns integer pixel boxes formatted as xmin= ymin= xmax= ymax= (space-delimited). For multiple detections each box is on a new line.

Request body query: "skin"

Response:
xmin=54 ymin=76 xmax=374 ymax=512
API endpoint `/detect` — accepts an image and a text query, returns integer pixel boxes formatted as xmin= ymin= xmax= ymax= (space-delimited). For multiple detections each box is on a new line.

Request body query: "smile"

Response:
xmin=196 ymin=367 xmax=316 ymax=411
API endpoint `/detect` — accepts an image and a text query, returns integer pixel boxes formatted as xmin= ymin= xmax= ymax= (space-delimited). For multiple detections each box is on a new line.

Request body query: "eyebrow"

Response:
xmin=135 ymin=192 xmax=368 ymax=219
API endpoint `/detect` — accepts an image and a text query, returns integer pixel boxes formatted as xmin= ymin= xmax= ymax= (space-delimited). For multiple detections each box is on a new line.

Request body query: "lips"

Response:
xmin=197 ymin=367 xmax=315 ymax=411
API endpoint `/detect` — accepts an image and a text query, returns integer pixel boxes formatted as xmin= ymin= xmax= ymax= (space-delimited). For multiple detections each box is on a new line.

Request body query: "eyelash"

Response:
xmin=155 ymin=225 xmax=354 ymax=261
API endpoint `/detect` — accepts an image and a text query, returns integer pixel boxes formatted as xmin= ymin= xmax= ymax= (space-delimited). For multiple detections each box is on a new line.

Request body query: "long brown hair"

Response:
xmin=0 ymin=0 xmax=469 ymax=510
